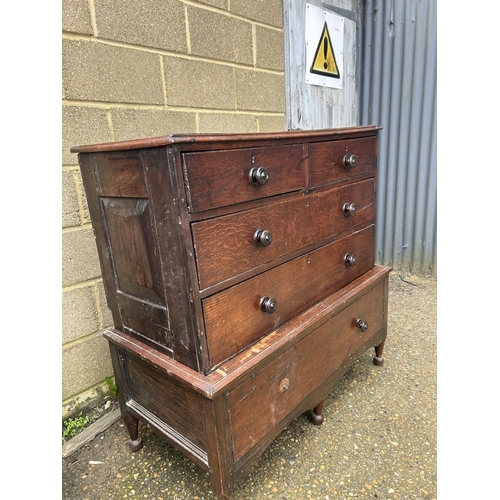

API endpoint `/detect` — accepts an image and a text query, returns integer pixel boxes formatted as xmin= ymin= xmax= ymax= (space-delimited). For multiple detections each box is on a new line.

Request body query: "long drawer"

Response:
xmin=182 ymin=144 xmax=306 ymax=212
xmin=203 ymin=224 xmax=375 ymax=368
xmin=192 ymin=178 xmax=375 ymax=290
xmin=227 ymin=278 xmax=385 ymax=461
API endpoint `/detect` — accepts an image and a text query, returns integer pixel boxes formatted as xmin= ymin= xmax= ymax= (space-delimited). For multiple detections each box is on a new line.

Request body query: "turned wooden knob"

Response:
xmin=356 ymin=319 xmax=369 ymax=332
xmin=343 ymin=202 xmax=357 ymax=216
xmin=249 ymin=167 xmax=269 ymax=185
xmin=343 ymin=154 xmax=358 ymax=169
xmin=260 ymin=296 xmax=277 ymax=314
xmin=344 ymin=253 xmax=357 ymax=266
xmin=254 ymin=229 xmax=273 ymax=247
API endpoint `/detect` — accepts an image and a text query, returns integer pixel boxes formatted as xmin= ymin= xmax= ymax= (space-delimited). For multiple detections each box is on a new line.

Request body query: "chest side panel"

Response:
xmin=125 ymin=352 xmax=208 ymax=455
xmin=79 ymin=148 xmax=205 ymax=371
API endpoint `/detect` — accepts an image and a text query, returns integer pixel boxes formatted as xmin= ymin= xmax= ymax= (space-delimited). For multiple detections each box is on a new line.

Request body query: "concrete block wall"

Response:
xmin=62 ymin=0 xmax=286 ymax=417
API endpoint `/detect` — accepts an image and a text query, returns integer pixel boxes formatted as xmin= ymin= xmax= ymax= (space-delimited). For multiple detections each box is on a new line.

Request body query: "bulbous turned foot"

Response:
xmin=309 ymin=401 xmax=324 ymax=425
xmin=123 ymin=412 xmax=142 ymax=451
xmin=128 ymin=437 xmax=143 ymax=452
xmin=373 ymin=341 xmax=385 ymax=366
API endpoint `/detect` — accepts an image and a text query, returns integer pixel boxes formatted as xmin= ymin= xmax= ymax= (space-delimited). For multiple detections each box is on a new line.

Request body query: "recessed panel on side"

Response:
xmin=101 ymin=197 xmax=172 ymax=351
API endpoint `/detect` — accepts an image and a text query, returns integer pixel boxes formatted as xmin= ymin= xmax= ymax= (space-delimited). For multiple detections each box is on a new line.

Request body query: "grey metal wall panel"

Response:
xmin=360 ymin=0 xmax=437 ymax=275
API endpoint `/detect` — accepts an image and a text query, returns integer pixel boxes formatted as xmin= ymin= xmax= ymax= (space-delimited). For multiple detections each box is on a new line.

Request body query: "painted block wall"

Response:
xmin=62 ymin=0 xmax=286 ymax=417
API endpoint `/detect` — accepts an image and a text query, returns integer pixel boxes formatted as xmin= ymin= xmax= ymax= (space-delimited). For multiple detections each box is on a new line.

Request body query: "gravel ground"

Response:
xmin=62 ymin=271 xmax=437 ymax=500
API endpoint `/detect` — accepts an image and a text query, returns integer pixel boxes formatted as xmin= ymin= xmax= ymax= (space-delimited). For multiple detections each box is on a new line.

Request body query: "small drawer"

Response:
xmin=309 ymin=136 xmax=377 ymax=187
xmin=182 ymin=144 xmax=306 ymax=212
xmin=203 ymin=224 xmax=375 ymax=368
xmin=192 ymin=178 xmax=375 ymax=290
xmin=227 ymin=279 xmax=385 ymax=460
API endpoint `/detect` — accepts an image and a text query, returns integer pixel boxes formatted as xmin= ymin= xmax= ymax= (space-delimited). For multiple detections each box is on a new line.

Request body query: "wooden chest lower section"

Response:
xmin=105 ymin=266 xmax=390 ymax=499
xmin=228 ymin=279 xmax=384 ymax=461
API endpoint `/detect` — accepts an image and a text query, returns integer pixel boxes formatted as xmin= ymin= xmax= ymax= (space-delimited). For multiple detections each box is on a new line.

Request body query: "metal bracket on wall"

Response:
xmin=322 ymin=2 xmax=357 ymax=23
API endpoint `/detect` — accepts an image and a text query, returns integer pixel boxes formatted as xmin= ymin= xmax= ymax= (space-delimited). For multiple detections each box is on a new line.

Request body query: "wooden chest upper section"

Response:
xmin=72 ymin=126 xmax=381 ymax=375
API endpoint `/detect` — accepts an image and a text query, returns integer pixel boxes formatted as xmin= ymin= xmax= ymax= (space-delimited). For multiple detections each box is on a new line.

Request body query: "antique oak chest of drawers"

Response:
xmin=72 ymin=126 xmax=391 ymax=499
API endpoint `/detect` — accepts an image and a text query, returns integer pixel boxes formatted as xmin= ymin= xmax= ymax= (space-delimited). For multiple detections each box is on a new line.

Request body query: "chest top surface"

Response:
xmin=71 ymin=125 xmax=382 ymax=154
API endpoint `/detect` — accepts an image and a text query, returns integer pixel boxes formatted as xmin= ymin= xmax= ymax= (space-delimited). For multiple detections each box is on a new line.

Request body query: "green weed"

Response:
xmin=62 ymin=412 xmax=90 ymax=443
xmin=105 ymin=376 xmax=117 ymax=399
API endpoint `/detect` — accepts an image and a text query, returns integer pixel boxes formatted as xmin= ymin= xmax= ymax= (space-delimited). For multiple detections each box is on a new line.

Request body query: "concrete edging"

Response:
xmin=62 ymin=409 xmax=121 ymax=458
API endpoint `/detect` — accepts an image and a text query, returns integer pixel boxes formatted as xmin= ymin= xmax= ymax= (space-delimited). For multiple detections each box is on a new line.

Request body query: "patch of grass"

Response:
xmin=62 ymin=398 xmax=120 ymax=444
xmin=62 ymin=412 xmax=90 ymax=443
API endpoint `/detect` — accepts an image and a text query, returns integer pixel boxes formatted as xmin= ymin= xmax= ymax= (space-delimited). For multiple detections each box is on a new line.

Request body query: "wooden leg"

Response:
xmin=108 ymin=344 xmax=143 ymax=452
xmin=373 ymin=341 xmax=385 ymax=366
xmin=309 ymin=401 xmax=324 ymax=425
xmin=124 ymin=411 xmax=143 ymax=452
xmin=205 ymin=397 xmax=234 ymax=499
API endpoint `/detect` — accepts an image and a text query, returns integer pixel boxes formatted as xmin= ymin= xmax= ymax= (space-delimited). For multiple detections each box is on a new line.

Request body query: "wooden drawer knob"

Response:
xmin=343 ymin=154 xmax=358 ymax=169
xmin=254 ymin=229 xmax=273 ymax=247
xmin=343 ymin=202 xmax=357 ymax=216
xmin=344 ymin=253 xmax=357 ymax=266
xmin=249 ymin=167 xmax=269 ymax=186
xmin=259 ymin=296 xmax=277 ymax=314
xmin=356 ymin=318 xmax=369 ymax=332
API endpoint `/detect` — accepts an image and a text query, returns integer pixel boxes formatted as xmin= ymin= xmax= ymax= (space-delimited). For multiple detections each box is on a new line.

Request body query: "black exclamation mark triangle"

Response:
xmin=323 ymin=37 xmax=328 ymax=69
xmin=310 ymin=22 xmax=340 ymax=79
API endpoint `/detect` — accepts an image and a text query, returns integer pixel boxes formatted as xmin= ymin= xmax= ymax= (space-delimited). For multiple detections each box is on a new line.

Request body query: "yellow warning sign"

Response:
xmin=310 ymin=22 xmax=340 ymax=79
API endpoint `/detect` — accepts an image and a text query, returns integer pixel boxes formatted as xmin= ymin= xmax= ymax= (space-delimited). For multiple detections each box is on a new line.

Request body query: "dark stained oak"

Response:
xmin=182 ymin=143 xmax=307 ymax=212
xmin=203 ymin=224 xmax=376 ymax=368
xmin=192 ymin=178 xmax=376 ymax=290
xmin=309 ymin=135 xmax=378 ymax=186
xmin=72 ymin=127 xmax=390 ymax=499
xmin=227 ymin=280 xmax=385 ymax=460
xmin=71 ymin=125 xmax=382 ymax=154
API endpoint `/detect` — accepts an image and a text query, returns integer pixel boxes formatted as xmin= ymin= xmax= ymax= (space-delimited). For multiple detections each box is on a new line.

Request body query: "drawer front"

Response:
xmin=182 ymin=144 xmax=306 ymax=212
xmin=228 ymin=279 xmax=385 ymax=461
xmin=192 ymin=178 xmax=375 ymax=290
xmin=309 ymin=136 xmax=377 ymax=187
xmin=203 ymin=224 xmax=375 ymax=368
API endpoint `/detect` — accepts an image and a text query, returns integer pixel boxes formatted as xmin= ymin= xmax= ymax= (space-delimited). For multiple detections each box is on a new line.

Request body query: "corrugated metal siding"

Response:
xmin=360 ymin=0 xmax=437 ymax=275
